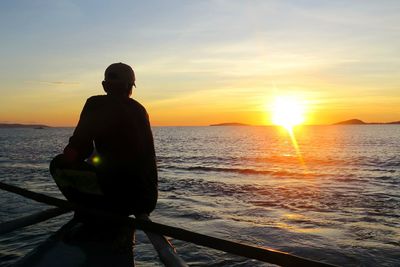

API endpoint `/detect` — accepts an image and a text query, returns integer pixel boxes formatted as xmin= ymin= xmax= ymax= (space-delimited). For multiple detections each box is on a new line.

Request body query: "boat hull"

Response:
xmin=14 ymin=219 xmax=135 ymax=267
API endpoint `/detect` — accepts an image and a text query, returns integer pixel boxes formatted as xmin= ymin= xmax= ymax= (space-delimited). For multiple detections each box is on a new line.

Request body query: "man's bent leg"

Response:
xmin=50 ymin=154 xmax=107 ymax=222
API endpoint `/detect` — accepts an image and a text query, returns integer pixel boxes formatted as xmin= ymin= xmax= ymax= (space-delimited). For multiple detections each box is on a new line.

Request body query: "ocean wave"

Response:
xmin=361 ymin=156 xmax=400 ymax=168
xmin=186 ymin=166 xmax=273 ymax=175
xmin=160 ymin=165 xmax=304 ymax=177
xmin=157 ymin=155 xmax=348 ymax=167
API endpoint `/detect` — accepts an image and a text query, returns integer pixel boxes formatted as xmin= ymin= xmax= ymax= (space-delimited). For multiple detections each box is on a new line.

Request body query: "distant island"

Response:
xmin=210 ymin=122 xmax=250 ymax=126
xmin=0 ymin=123 xmax=50 ymax=128
xmin=334 ymin=119 xmax=366 ymax=125
xmin=334 ymin=119 xmax=400 ymax=125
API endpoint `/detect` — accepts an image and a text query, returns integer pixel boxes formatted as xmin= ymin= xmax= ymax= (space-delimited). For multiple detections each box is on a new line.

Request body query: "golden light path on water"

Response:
xmin=285 ymin=126 xmax=306 ymax=167
xmin=270 ymin=96 xmax=307 ymax=169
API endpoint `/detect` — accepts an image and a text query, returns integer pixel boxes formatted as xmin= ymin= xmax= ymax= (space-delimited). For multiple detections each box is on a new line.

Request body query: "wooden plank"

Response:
xmin=134 ymin=219 xmax=336 ymax=267
xmin=138 ymin=214 xmax=188 ymax=267
xmin=0 ymin=207 xmax=69 ymax=235
xmin=0 ymin=181 xmax=73 ymax=210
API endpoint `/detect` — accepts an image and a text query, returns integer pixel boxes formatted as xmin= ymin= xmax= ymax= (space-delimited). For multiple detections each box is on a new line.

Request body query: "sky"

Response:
xmin=0 ymin=0 xmax=399 ymax=126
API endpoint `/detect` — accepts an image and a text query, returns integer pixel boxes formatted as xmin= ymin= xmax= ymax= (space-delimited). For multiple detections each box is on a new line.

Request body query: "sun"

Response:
xmin=271 ymin=96 xmax=305 ymax=130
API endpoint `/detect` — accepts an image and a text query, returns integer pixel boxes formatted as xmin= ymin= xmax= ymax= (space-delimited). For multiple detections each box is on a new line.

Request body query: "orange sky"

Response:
xmin=1 ymin=1 xmax=399 ymax=127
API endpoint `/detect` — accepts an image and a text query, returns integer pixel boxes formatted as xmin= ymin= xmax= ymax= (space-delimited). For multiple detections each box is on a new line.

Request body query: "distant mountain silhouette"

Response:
xmin=210 ymin=122 xmax=250 ymax=126
xmin=334 ymin=119 xmax=366 ymax=125
xmin=0 ymin=123 xmax=50 ymax=128
xmin=334 ymin=119 xmax=400 ymax=125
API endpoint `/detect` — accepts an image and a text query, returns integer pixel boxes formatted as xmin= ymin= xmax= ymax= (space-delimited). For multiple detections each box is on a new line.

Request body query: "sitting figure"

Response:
xmin=50 ymin=62 xmax=158 ymax=220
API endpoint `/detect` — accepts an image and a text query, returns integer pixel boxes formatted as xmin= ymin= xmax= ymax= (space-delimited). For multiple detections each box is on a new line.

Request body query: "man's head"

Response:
xmin=102 ymin=62 xmax=136 ymax=97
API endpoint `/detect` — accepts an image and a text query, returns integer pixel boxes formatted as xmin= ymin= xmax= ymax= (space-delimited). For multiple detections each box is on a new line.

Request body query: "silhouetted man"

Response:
xmin=50 ymin=63 xmax=158 ymax=218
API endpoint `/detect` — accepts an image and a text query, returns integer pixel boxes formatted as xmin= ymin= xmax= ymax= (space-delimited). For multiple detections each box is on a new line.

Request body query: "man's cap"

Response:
xmin=104 ymin=62 xmax=136 ymax=87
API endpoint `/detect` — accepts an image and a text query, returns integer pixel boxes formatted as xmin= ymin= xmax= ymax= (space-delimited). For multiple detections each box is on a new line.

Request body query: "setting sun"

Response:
xmin=271 ymin=96 xmax=305 ymax=130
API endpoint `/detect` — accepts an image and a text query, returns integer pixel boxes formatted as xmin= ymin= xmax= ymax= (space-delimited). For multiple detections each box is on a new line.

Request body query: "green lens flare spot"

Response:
xmin=92 ymin=156 xmax=101 ymax=165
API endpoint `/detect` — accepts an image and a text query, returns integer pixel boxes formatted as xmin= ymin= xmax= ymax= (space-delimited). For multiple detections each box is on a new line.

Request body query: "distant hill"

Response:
xmin=334 ymin=119 xmax=400 ymax=125
xmin=334 ymin=119 xmax=366 ymax=125
xmin=0 ymin=123 xmax=50 ymax=128
xmin=210 ymin=122 xmax=250 ymax=126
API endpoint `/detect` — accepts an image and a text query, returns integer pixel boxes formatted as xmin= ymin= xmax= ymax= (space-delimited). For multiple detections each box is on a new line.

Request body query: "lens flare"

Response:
xmin=91 ymin=155 xmax=101 ymax=165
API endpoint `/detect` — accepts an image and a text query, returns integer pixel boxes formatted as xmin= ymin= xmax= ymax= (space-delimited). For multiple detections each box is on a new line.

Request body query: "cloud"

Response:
xmin=25 ymin=80 xmax=80 ymax=86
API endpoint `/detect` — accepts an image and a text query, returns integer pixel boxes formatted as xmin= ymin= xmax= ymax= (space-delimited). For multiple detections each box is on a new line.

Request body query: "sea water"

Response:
xmin=0 ymin=126 xmax=399 ymax=266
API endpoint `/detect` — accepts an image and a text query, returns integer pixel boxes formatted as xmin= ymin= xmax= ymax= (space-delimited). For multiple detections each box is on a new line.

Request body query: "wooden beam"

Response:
xmin=0 ymin=207 xmax=69 ymax=235
xmin=138 ymin=214 xmax=188 ymax=267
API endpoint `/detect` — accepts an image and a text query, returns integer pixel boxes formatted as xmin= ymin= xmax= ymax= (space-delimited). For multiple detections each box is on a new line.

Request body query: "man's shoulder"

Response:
xmin=129 ymin=98 xmax=146 ymax=112
xmin=86 ymin=95 xmax=107 ymax=103
xmin=84 ymin=95 xmax=148 ymax=117
xmin=87 ymin=95 xmax=145 ymax=108
xmin=129 ymin=99 xmax=150 ymax=121
xmin=85 ymin=95 xmax=118 ymax=109
xmin=79 ymin=95 xmax=108 ymax=112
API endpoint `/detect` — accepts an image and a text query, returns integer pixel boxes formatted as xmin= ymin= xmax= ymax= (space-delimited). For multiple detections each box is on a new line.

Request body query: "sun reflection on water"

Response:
xmin=276 ymin=125 xmax=308 ymax=174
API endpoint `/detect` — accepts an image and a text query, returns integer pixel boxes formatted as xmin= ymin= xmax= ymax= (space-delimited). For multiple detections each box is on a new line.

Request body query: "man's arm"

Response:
xmin=139 ymin=110 xmax=158 ymax=214
xmin=63 ymin=98 xmax=96 ymax=163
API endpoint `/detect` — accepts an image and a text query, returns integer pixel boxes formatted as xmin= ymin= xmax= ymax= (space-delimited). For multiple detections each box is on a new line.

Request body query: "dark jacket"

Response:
xmin=64 ymin=95 xmax=158 ymax=215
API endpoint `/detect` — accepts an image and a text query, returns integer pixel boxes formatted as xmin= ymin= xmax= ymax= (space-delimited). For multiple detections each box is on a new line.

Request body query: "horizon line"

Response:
xmin=1 ymin=122 xmax=400 ymax=128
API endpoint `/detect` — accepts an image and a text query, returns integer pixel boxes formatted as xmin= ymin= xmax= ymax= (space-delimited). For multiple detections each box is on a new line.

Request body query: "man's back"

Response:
xmin=56 ymin=63 xmax=158 ymax=216
xmin=69 ymin=95 xmax=151 ymax=161
xmin=64 ymin=95 xmax=158 ymax=215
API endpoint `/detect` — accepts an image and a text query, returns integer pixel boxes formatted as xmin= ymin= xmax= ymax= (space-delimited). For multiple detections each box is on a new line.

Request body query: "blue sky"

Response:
xmin=1 ymin=0 xmax=399 ymax=125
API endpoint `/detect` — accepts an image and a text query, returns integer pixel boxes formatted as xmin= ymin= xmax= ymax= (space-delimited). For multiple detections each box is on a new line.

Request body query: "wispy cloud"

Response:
xmin=25 ymin=80 xmax=80 ymax=86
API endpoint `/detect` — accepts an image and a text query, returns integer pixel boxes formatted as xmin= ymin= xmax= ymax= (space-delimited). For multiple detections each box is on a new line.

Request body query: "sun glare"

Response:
xmin=269 ymin=95 xmax=307 ymax=169
xmin=271 ymin=96 xmax=305 ymax=130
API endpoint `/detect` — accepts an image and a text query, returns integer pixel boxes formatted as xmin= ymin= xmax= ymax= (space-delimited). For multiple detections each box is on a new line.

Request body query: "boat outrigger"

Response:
xmin=0 ymin=181 xmax=336 ymax=267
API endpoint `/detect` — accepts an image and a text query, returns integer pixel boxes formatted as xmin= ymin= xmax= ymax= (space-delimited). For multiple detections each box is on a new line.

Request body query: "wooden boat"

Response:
xmin=14 ymin=219 xmax=135 ymax=267
xmin=0 ymin=181 xmax=336 ymax=267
